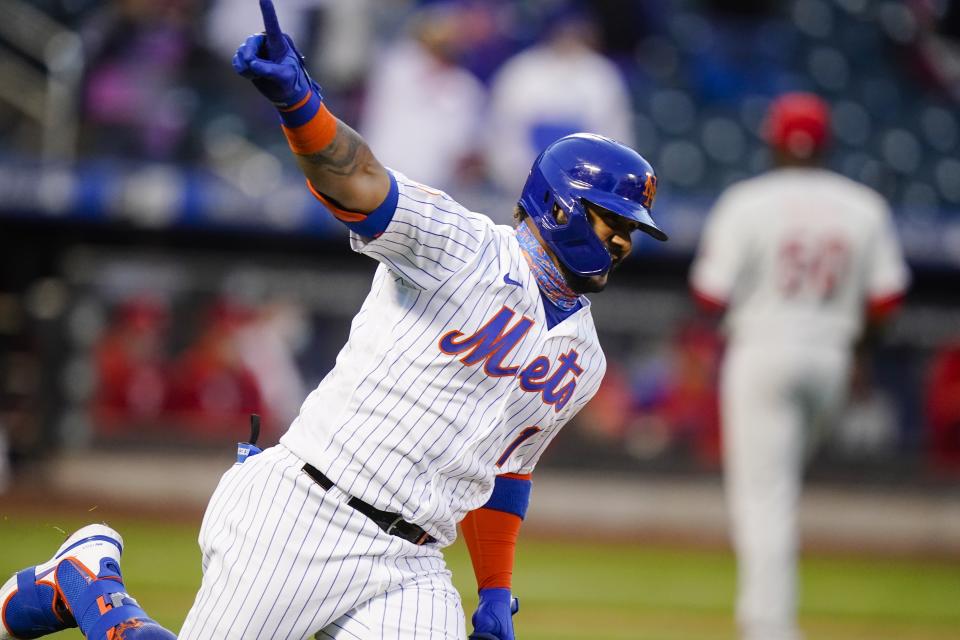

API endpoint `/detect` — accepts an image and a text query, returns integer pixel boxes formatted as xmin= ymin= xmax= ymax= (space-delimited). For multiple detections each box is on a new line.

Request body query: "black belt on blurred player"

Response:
xmin=302 ymin=463 xmax=436 ymax=546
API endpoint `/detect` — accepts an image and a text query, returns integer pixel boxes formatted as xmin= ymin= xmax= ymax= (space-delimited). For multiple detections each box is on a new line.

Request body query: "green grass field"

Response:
xmin=1 ymin=512 xmax=958 ymax=639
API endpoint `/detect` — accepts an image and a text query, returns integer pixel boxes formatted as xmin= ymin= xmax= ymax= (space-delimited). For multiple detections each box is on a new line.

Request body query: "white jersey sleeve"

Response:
xmin=348 ymin=170 xmax=487 ymax=290
xmin=689 ymin=188 xmax=746 ymax=304
xmin=866 ymin=205 xmax=910 ymax=303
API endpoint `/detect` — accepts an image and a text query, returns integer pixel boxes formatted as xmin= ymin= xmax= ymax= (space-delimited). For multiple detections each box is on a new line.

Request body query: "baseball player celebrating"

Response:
xmin=690 ymin=93 xmax=910 ymax=640
xmin=0 ymin=2 xmax=667 ymax=639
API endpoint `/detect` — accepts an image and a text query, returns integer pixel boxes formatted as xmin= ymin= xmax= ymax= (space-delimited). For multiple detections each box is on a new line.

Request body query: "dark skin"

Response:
xmin=523 ymin=203 xmax=641 ymax=294
xmin=292 ymin=121 xmax=392 ymax=213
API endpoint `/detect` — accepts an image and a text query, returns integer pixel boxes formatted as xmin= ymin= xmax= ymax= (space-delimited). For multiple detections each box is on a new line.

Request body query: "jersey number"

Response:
xmin=496 ymin=426 xmax=542 ymax=467
xmin=777 ymin=236 xmax=849 ymax=300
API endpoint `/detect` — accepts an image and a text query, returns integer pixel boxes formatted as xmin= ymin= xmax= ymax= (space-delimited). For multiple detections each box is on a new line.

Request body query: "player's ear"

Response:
xmin=552 ymin=203 xmax=568 ymax=225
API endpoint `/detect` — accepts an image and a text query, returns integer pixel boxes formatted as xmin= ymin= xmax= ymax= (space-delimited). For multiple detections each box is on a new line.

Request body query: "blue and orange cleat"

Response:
xmin=1 ymin=523 xmax=121 ymax=639
xmin=1 ymin=524 xmax=174 ymax=640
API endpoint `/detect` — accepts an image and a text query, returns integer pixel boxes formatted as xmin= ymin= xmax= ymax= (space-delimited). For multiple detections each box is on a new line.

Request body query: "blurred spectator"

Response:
xmin=205 ymin=0 xmax=324 ymax=65
xmin=78 ymin=0 xmax=243 ymax=161
xmin=359 ymin=2 xmax=486 ymax=191
xmin=205 ymin=0 xmax=373 ymax=92
xmin=925 ymin=339 xmax=960 ymax=474
xmin=312 ymin=0 xmax=375 ymax=91
xmin=235 ymin=300 xmax=310 ymax=432
xmin=909 ymin=0 xmax=960 ymax=102
xmin=574 ymin=360 xmax=635 ymax=442
xmin=451 ymin=0 xmax=526 ymax=84
xmin=165 ymin=299 xmax=264 ymax=437
xmin=574 ymin=320 xmax=722 ymax=466
xmin=646 ymin=320 xmax=722 ymax=466
xmin=92 ymin=296 xmax=170 ymax=433
xmin=484 ymin=3 xmax=634 ymax=196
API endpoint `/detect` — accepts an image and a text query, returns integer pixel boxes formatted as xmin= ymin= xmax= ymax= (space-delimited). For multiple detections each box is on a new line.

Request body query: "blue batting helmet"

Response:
xmin=518 ymin=133 xmax=667 ymax=278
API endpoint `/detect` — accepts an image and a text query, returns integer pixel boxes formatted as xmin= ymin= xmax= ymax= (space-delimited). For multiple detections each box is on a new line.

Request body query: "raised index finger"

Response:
xmin=259 ymin=0 xmax=284 ymax=59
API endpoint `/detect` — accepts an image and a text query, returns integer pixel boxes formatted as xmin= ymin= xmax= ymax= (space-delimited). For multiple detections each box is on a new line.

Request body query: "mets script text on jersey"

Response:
xmin=438 ymin=306 xmax=583 ymax=411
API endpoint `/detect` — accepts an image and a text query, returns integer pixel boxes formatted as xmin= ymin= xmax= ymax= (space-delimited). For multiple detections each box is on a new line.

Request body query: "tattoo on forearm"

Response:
xmin=300 ymin=122 xmax=372 ymax=178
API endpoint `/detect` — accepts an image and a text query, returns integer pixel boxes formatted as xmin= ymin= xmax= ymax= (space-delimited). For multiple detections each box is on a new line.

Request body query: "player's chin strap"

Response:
xmin=236 ymin=414 xmax=264 ymax=464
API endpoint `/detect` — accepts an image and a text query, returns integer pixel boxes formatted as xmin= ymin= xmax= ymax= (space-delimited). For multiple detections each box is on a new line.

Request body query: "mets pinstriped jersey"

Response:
xmin=280 ymin=170 xmax=606 ymax=546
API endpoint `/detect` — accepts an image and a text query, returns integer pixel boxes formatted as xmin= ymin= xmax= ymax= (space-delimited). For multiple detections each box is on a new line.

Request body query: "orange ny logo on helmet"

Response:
xmin=641 ymin=172 xmax=658 ymax=209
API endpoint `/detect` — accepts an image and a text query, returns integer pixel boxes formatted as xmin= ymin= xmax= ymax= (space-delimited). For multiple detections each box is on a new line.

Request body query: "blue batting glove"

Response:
xmin=469 ymin=588 xmax=519 ymax=640
xmin=232 ymin=0 xmax=321 ymax=109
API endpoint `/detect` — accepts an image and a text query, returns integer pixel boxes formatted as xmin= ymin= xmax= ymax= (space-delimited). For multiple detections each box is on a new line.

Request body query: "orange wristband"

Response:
xmin=281 ymin=102 xmax=338 ymax=155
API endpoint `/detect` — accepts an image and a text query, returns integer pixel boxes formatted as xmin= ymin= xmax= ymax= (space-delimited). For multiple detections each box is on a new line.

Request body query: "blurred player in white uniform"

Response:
xmin=0 ymin=3 xmax=668 ymax=640
xmin=690 ymin=93 xmax=910 ymax=640
xmin=484 ymin=6 xmax=634 ymax=196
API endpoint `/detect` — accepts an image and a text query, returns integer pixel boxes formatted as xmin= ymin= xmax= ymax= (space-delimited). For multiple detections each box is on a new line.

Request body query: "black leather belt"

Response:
xmin=302 ymin=463 xmax=436 ymax=546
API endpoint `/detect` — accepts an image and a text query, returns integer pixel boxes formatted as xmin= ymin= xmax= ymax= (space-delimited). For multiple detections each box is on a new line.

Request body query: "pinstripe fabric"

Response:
xmin=179 ymin=446 xmax=459 ymax=640
xmin=280 ymin=170 xmax=606 ymax=547
xmin=314 ymin=562 xmax=464 ymax=639
xmin=186 ymin=171 xmax=606 ymax=638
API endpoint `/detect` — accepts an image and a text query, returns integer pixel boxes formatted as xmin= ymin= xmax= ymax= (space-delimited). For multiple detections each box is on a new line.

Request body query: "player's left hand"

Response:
xmin=232 ymin=0 xmax=320 ymax=108
xmin=469 ymin=588 xmax=519 ymax=640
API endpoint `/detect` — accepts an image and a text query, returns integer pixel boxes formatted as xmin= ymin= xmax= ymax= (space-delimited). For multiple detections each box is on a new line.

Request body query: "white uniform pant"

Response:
xmin=721 ymin=344 xmax=849 ymax=640
xmin=179 ymin=445 xmax=465 ymax=640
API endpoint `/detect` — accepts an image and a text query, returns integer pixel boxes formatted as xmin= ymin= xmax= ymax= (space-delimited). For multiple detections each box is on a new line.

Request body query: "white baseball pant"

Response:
xmin=178 ymin=445 xmax=465 ymax=640
xmin=722 ymin=343 xmax=849 ymax=640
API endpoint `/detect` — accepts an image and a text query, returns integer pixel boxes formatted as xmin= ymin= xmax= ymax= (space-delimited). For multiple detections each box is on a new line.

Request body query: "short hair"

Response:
xmin=514 ymin=204 xmax=528 ymax=224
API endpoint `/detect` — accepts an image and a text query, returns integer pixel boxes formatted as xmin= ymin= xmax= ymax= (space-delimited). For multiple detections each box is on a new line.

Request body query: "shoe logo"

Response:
xmin=503 ymin=274 xmax=523 ymax=287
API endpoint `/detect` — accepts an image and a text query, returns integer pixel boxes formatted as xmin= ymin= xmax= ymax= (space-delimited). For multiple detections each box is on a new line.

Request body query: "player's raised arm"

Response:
xmin=233 ymin=1 xmax=484 ymax=291
xmin=233 ymin=0 xmax=389 ymax=213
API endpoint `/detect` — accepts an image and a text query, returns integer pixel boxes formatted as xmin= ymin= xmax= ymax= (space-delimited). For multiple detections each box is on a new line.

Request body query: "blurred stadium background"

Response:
xmin=1 ymin=0 xmax=959 ymax=637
